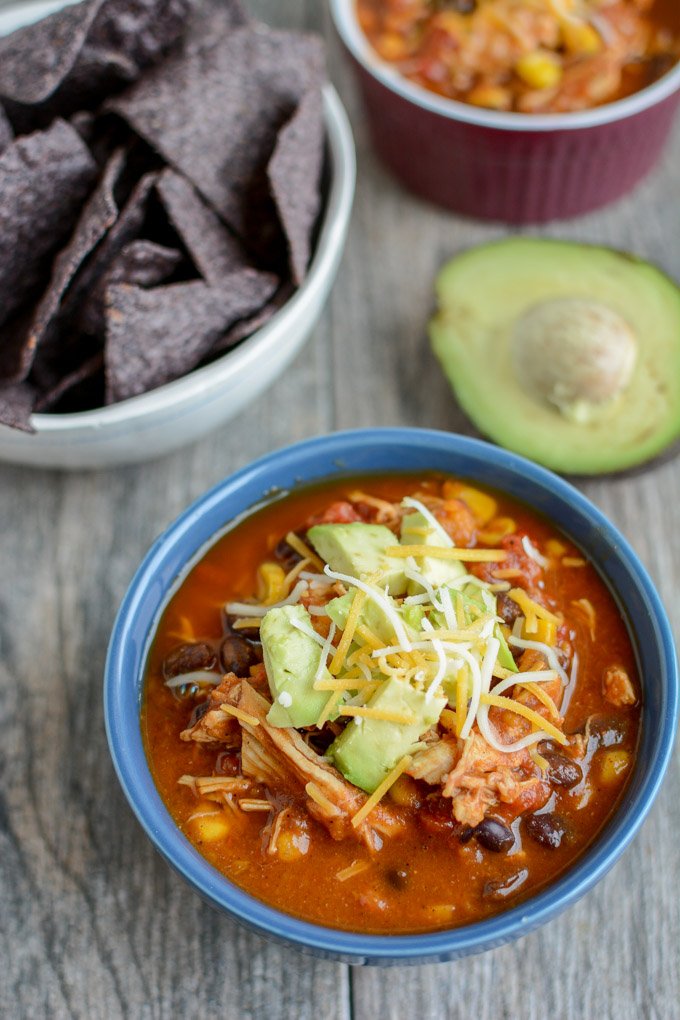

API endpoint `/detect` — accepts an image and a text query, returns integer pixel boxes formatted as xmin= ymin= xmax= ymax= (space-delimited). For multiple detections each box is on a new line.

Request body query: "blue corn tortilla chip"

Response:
xmin=208 ymin=281 xmax=294 ymax=357
xmin=0 ymin=119 xmax=97 ymax=371
xmin=155 ymin=168 xmax=252 ymax=284
xmin=34 ymin=352 xmax=104 ymax=412
xmin=108 ymin=25 xmax=325 ymax=243
xmin=0 ymin=380 xmax=36 ymax=433
xmin=105 ymin=268 xmax=278 ymax=401
xmin=0 ymin=0 xmax=194 ymax=128
xmin=18 ymin=147 xmax=126 ymax=384
xmin=79 ymin=238 xmax=182 ymax=335
xmin=0 ymin=105 xmax=13 ymax=153
xmin=268 ymin=89 xmax=325 ymax=286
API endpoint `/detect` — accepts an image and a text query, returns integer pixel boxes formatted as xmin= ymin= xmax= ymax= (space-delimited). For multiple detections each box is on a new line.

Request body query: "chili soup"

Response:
xmin=142 ymin=474 xmax=640 ymax=935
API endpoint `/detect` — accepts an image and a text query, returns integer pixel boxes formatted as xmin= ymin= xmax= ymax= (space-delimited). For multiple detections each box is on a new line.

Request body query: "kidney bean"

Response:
xmin=524 ymin=812 xmax=567 ymax=849
xmin=543 ymin=750 xmax=583 ymax=790
xmin=220 ymin=635 xmax=258 ymax=676
xmin=474 ymin=817 xmax=514 ymax=853
xmin=163 ymin=642 xmax=216 ymax=679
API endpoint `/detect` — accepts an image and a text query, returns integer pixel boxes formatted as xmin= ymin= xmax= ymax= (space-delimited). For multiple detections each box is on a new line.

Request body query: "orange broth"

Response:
xmin=142 ymin=474 xmax=640 ymax=934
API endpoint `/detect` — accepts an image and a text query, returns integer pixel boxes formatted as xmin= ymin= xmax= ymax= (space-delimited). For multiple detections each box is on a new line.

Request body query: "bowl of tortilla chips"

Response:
xmin=0 ymin=0 xmax=355 ymax=468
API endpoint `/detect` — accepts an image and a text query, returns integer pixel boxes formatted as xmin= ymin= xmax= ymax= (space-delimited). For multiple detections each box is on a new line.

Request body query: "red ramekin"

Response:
xmin=329 ymin=0 xmax=680 ymax=222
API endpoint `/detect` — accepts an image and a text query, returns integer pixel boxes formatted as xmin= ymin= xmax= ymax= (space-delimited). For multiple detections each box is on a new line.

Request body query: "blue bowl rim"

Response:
xmin=104 ymin=427 xmax=679 ymax=962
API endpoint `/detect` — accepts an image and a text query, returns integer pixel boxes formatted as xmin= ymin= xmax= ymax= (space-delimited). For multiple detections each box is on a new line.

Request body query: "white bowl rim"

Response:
xmin=8 ymin=80 xmax=354 ymax=434
xmin=329 ymin=0 xmax=680 ymax=132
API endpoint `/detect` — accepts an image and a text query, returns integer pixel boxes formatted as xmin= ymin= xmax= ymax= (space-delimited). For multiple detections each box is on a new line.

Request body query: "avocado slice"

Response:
xmin=307 ymin=523 xmax=407 ymax=596
xmin=430 ymin=238 xmax=680 ymax=474
xmin=400 ymin=509 xmax=466 ymax=593
xmin=330 ymin=678 xmax=446 ymax=793
xmin=325 ymin=589 xmax=398 ymax=645
xmin=261 ymin=604 xmax=333 ymax=728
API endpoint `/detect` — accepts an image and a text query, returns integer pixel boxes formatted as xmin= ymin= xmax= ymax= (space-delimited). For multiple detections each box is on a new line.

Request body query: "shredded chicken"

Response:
xmin=441 ymin=732 xmax=536 ymax=828
xmin=229 ymin=680 xmax=401 ymax=850
xmin=180 ymin=673 xmax=242 ymax=744
xmin=602 ymin=665 xmax=637 ymax=707
xmin=490 ymin=648 xmax=564 ymax=746
xmin=407 ymin=738 xmax=458 ymax=785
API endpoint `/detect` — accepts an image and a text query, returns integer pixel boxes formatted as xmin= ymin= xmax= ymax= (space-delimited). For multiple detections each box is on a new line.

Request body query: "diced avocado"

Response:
xmin=400 ymin=510 xmax=466 ymax=594
xmin=430 ymin=238 xmax=680 ymax=474
xmin=307 ymin=523 xmax=407 ymax=596
xmin=261 ymin=604 xmax=332 ymax=728
xmin=402 ymin=603 xmax=425 ymax=637
xmin=326 ymin=589 xmax=398 ymax=646
xmin=495 ymin=624 xmax=518 ymax=673
xmin=329 ymin=678 xmax=446 ymax=793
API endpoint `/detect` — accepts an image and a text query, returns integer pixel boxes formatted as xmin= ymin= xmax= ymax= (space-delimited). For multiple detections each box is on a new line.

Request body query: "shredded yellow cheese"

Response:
xmin=283 ymin=557 xmax=311 ymax=587
xmin=238 ymin=799 xmax=273 ymax=812
xmin=480 ymin=693 xmax=567 ymax=745
xmin=572 ymin=597 xmax=597 ymax=640
xmin=220 ymin=704 xmax=260 ymax=727
xmin=515 ymin=680 xmax=561 ymax=722
xmin=347 ymin=491 xmax=398 ymax=520
xmin=355 ymin=624 xmax=383 ymax=650
xmin=314 ymin=675 xmax=376 ymax=691
xmin=231 ymin=617 xmax=262 ymax=630
xmin=456 ymin=667 xmax=469 ymax=736
xmin=508 ymin=588 xmax=560 ymax=628
xmin=492 ymin=568 xmax=524 ymax=580
xmin=387 ymin=545 xmax=507 ymax=563
xmin=562 ymin=557 xmax=586 ymax=567
xmin=285 ymin=531 xmax=324 ymax=571
xmin=336 ymin=859 xmax=371 ymax=882
xmin=305 ymin=781 xmax=341 ymax=817
xmin=316 ymin=689 xmax=343 ymax=728
xmin=439 ymin=707 xmax=458 ymax=732
xmin=330 ymin=589 xmax=367 ymax=675
xmin=339 ymin=705 xmax=417 ymax=725
xmin=530 ymin=747 xmax=550 ymax=773
xmin=351 ymin=755 xmax=413 ymax=828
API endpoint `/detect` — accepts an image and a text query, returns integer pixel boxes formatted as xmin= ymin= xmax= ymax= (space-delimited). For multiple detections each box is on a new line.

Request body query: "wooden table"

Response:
xmin=2 ymin=2 xmax=679 ymax=1016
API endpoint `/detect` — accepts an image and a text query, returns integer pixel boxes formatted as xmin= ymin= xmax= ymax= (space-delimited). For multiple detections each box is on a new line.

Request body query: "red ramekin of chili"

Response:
xmin=329 ymin=0 xmax=680 ymax=223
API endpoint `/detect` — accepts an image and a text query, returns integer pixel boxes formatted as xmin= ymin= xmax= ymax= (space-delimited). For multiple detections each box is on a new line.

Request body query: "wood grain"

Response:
xmin=1 ymin=0 xmax=679 ymax=1017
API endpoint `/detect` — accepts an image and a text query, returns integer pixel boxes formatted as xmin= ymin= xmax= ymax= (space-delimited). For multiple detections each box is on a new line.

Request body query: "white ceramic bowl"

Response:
xmin=0 ymin=2 xmax=356 ymax=469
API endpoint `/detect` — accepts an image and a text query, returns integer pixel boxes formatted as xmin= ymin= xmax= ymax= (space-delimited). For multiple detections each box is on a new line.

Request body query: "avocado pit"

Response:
xmin=510 ymin=297 xmax=638 ymax=423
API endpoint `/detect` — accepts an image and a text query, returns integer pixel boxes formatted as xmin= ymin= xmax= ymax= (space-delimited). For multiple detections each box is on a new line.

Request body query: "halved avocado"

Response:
xmin=430 ymin=238 xmax=680 ymax=475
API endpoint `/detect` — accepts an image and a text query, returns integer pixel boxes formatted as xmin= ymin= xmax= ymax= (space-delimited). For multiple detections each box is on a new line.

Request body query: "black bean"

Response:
xmin=435 ymin=0 xmax=476 ymax=12
xmin=496 ymin=592 xmax=523 ymax=628
xmin=458 ymin=825 xmax=474 ymax=844
xmin=187 ymin=700 xmax=210 ymax=728
xmin=474 ymin=817 xmax=514 ymax=853
xmin=543 ymin=750 xmax=583 ymax=790
xmin=386 ymin=868 xmax=409 ymax=890
xmin=586 ymin=714 xmax=630 ymax=748
xmin=224 ymin=614 xmax=261 ymax=643
xmin=163 ymin=642 xmax=216 ymax=679
xmin=274 ymin=536 xmax=303 ymax=572
xmin=483 ymin=868 xmax=529 ymax=901
xmin=524 ymin=812 xmax=567 ymax=849
xmin=220 ymin=635 xmax=258 ymax=676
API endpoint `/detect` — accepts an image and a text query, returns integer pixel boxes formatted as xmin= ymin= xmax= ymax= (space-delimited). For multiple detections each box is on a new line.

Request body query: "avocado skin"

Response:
xmin=330 ymin=679 xmax=446 ymax=794
xmin=261 ymin=604 xmax=332 ymax=728
xmin=307 ymin=523 xmax=408 ymax=595
xmin=430 ymin=238 xmax=680 ymax=475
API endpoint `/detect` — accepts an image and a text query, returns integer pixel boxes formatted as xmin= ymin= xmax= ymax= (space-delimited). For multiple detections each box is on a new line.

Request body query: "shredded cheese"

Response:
xmin=508 ymin=588 xmax=560 ymax=626
xmin=330 ymin=589 xmax=367 ymax=675
xmin=515 ymin=681 xmax=561 ymax=722
xmin=572 ymin=597 xmax=596 ymax=640
xmin=305 ymin=781 xmax=341 ymax=817
xmin=220 ymin=704 xmax=260 ymax=727
xmin=231 ymin=617 xmax=262 ymax=631
xmin=351 ymin=755 xmax=413 ymax=828
xmin=225 ymin=579 xmax=309 ymax=618
xmin=339 ymin=705 xmax=418 ymax=725
xmin=336 ymin=859 xmax=371 ymax=882
xmin=562 ymin=557 xmax=586 ymax=567
xmin=480 ymin=693 xmax=567 ymax=745
xmin=285 ymin=531 xmax=324 ymax=570
xmin=388 ymin=545 xmax=508 ymax=563
xmin=521 ymin=535 xmax=550 ymax=568
xmin=401 ymin=496 xmax=453 ymax=547
xmin=508 ymin=634 xmax=570 ymax=686
xmin=316 ymin=689 xmax=343 ymax=728
xmin=323 ymin=565 xmax=413 ymax=651
xmin=238 ymin=799 xmax=273 ymax=812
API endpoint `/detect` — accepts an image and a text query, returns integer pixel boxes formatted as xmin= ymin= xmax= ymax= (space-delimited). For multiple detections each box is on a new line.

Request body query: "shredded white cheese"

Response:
xmin=323 ymin=565 xmax=413 ymax=651
xmin=225 ymin=579 xmax=309 ymax=618
xmin=402 ymin=496 xmax=453 ymax=547
xmin=522 ymin=535 xmax=550 ymax=568
xmin=164 ymin=670 xmax=221 ymax=689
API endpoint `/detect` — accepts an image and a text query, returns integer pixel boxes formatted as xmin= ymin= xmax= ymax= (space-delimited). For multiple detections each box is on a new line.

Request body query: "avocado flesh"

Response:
xmin=330 ymin=678 xmax=446 ymax=793
xmin=261 ymin=604 xmax=332 ymax=728
xmin=307 ymin=523 xmax=407 ymax=596
xmin=430 ymin=238 xmax=680 ymax=474
xmin=325 ymin=589 xmax=398 ymax=645
xmin=400 ymin=510 xmax=466 ymax=593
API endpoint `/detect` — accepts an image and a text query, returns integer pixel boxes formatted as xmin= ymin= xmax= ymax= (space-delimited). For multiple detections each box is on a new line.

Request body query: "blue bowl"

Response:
xmin=104 ymin=428 xmax=678 ymax=965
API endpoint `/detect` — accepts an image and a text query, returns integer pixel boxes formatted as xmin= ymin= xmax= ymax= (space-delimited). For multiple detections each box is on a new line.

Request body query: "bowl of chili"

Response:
xmin=329 ymin=0 xmax=680 ymax=222
xmin=105 ymin=428 xmax=678 ymax=964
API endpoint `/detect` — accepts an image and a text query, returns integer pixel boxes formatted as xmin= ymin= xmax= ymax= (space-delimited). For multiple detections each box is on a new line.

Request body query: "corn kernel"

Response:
xmin=388 ymin=774 xmax=421 ymax=809
xmin=190 ymin=811 xmax=231 ymax=843
xmin=466 ymin=85 xmax=512 ymax=111
xmin=478 ymin=516 xmax=516 ymax=546
xmin=521 ymin=618 xmax=557 ymax=645
xmin=546 ymin=539 xmax=567 ymax=558
xmin=516 ymin=51 xmax=563 ymax=90
xmin=443 ymin=481 xmax=498 ymax=524
xmin=561 ymin=18 xmax=602 ymax=55
xmin=257 ymin=562 xmax=287 ymax=605
xmin=599 ymin=750 xmax=631 ymax=785
xmin=276 ymin=829 xmax=310 ymax=862
xmin=376 ymin=32 xmax=409 ymax=61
